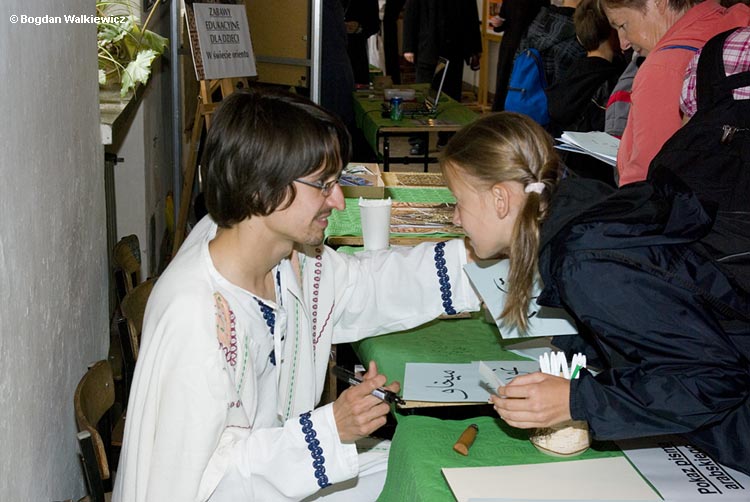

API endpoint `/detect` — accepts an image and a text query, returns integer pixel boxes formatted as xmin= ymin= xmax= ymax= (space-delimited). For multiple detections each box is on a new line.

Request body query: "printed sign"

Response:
xmin=184 ymin=1 xmax=256 ymax=80
xmin=618 ymin=437 xmax=750 ymax=501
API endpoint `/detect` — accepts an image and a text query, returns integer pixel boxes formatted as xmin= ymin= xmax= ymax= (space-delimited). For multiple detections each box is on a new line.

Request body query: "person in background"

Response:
xmin=113 ymin=88 xmax=479 ymax=502
xmin=402 ymin=0 xmax=482 ymax=154
xmin=383 ymin=0 xmax=407 ymax=84
xmin=343 ymin=0 xmax=381 ymax=85
xmin=440 ymin=111 xmax=750 ymax=476
xmin=546 ymin=0 xmax=625 ymax=137
xmin=322 ymin=0 xmax=379 ymax=162
xmin=516 ymin=0 xmax=586 ymax=92
xmin=545 ymin=0 xmax=626 ymax=185
xmin=600 ymin=0 xmax=750 ymax=186
xmin=322 ymin=0 xmax=356 ymax=127
xmin=402 ymin=0 xmax=482 ymax=99
xmin=603 ymin=50 xmax=643 ymax=138
xmin=490 ymin=0 xmax=550 ymax=111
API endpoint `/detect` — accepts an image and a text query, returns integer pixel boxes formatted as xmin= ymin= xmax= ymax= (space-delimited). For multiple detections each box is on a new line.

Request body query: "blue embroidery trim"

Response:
xmin=299 ymin=412 xmax=331 ymax=488
xmin=257 ymin=300 xmax=276 ymax=365
xmin=434 ymin=242 xmax=457 ymax=315
xmin=257 ymin=300 xmax=275 ymax=336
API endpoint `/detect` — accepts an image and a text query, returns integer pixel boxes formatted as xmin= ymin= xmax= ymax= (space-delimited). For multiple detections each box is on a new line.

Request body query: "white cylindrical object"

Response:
xmin=359 ymin=197 xmax=392 ymax=251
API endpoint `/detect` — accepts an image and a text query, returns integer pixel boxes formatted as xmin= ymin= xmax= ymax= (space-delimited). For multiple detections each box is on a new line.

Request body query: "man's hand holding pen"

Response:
xmin=332 ymin=360 xmax=401 ymax=442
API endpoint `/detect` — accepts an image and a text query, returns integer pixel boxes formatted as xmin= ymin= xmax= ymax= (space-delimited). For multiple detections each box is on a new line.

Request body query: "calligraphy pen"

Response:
xmin=332 ymin=366 xmax=405 ymax=405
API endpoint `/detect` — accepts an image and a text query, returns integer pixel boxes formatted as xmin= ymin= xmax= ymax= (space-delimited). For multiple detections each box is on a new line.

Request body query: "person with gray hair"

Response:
xmin=600 ymin=0 xmax=750 ymax=185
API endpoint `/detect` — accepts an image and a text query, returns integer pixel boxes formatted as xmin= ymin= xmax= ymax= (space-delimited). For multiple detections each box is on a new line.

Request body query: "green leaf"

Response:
xmin=99 ymin=69 xmax=107 ymax=85
xmin=140 ymin=30 xmax=169 ymax=55
xmin=96 ymin=0 xmax=165 ymax=95
xmin=97 ymin=16 xmax=133 ymax=44
xmin=120 ymin=49 xmax=157 ymax=97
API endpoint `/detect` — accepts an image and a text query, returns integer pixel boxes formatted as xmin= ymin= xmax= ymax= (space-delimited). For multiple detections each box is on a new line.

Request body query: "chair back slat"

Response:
xmin=74 ymin=360 xmax=114 ymax=481
xmin=113 ymin=235 xmax=142 ymax=302
xmin=121 ymin=277 xmax=156 ymax=360
xmin=77 ymin=430 xmax=107 ymax=502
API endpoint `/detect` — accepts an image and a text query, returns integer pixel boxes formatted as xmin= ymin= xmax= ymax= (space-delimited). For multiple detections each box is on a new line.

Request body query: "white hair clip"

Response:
xmin=524 ymin=182 xmax=545 ymax=194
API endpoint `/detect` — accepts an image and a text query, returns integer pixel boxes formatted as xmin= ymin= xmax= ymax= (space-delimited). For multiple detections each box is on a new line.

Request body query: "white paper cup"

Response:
xmin=359 ymin=197 xmax=392 ymax=251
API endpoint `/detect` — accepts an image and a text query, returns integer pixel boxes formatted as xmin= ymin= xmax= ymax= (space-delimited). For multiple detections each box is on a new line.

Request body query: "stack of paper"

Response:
xmin=556 ymin=131 xmax=620 ymax=167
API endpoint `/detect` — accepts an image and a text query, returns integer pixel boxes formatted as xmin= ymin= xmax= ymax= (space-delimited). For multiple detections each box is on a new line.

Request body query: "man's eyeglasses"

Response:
xmin=293 ymin=175 xmax=341 ymax=197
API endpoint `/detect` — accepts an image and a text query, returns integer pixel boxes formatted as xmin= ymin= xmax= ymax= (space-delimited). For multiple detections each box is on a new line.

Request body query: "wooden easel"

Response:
xmin=173 ymin=77 xmax=247 ymax=256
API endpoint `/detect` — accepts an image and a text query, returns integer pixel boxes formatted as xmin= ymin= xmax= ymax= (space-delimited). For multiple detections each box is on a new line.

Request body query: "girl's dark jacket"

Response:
xmin=537 ymin=175 xmax=750 ymax=475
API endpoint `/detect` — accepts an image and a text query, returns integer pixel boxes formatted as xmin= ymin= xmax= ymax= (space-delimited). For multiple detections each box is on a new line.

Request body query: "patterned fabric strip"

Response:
xmin=433 ymin=242 xmax=457 ymax=315
xmin=299 ymin=412 xmax=331 ymax=489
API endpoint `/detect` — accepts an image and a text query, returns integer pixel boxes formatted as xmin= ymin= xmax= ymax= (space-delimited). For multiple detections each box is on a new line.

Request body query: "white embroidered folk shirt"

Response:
xmin=113 ymin=216 xmax=479 ymax=502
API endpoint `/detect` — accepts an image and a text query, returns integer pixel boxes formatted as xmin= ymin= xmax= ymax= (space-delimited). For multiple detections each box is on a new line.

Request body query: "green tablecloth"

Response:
xmin=353 ymin=85 xmax=479 ymax=155
xmin=351 ymin=313 xmax=623 ymax=502
xmin=379 ymin=415 xmax=622 ymax=502
xmin=325 ymin=187 xmax=459 ymax=239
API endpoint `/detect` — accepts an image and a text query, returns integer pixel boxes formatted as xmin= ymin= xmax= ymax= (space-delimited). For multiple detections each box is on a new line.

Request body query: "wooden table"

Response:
xmin=353 ymin=85 xmax=479 ymax=171
xmin=351 ymin=313 xmax=623 ymax=502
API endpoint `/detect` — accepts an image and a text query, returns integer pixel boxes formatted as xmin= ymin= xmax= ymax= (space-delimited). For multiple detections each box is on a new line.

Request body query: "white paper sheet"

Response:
xmin=617 ymin=437 xmax=750 ymax=501
xmin=443 ymin=457 xmax=662 ymax=502
xmin=478 ymin=361 xmax=505 ymax=394
xmin=402 ymin=361 xmax=539 ymax=403
xmin=464 ymin=260 xmax=577 ymax=339
xmin=503 ymin=337 xmax=557 ymax=363
xmin=556 ymin=131 xmax=620 ymax=166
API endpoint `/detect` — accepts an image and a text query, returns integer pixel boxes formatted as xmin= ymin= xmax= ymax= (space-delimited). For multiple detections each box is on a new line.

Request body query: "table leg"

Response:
xmin=422 ymin=132 xmax=429 ymax=172
xmin=383 ymin=134 xmax=391 ymax=172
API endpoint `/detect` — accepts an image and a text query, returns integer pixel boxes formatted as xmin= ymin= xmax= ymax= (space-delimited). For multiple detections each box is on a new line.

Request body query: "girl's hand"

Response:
xmin=489 ymin=372 xmax=572 ymax=428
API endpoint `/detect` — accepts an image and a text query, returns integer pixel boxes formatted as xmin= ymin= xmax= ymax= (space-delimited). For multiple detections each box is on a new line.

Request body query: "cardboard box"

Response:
xmin=341 ymin=163 xmax=386 ymax=199
xmin=381 ymin=171 xmax=446 ymax=187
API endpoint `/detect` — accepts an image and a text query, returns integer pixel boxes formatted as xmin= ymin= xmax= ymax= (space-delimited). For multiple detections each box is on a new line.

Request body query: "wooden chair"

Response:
xmin=112 ymin=234 xmax=141 ymax=304
xmin=110 ymin=235 xmax=142 ymax=408
xmin=112 ymin=316 xmax=134 ymax=405
xmin=107 ymin=323 xmax=128 ymax=420
xmin=74 ymin=360 xmax=117 ymax=502
xmin=120 ymin=277 xmax=156 ymax=362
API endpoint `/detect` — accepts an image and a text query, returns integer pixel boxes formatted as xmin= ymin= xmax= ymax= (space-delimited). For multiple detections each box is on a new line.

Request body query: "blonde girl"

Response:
xmin=440 ymin=112 xmax=750 ymax=475
xmin=441 ymin=112 xmax=559 ymax=331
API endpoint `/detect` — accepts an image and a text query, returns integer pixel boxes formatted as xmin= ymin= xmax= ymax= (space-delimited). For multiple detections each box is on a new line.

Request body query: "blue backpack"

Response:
xmin=504 ymin=48 xmax=549 ymax=126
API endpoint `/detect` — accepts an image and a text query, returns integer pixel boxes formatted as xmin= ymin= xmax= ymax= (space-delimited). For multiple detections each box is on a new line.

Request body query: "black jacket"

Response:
xmin=517 ymin=5 xmax=585 ymax=89
xmin=546 ymin=56 xmax=624 ymax=137
xmin=402 ymin=0 xmax=482 ymax=100
xmin=538 ymin=177 xmax=750 ymax=474
xmin=342 ymin=0 xmax=380 ymax=85
xmin=402 ymin=0 xmax=482 ymax=66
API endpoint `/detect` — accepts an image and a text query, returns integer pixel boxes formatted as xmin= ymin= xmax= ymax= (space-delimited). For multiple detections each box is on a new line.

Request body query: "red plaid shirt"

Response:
xmin=681 ymin=27 xmax=750 ymax=118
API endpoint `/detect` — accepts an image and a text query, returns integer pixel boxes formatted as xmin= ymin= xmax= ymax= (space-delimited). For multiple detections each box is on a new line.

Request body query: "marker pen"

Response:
xmin=331 ymin=365 xmax=405 ymax=405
